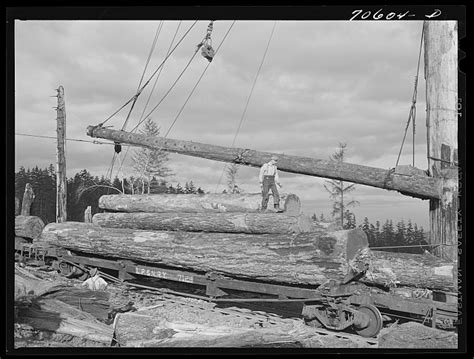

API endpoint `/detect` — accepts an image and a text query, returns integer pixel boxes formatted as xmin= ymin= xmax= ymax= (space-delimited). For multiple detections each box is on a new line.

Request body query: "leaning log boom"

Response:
xmin=87 ymin=125 xmax=441 ymax=200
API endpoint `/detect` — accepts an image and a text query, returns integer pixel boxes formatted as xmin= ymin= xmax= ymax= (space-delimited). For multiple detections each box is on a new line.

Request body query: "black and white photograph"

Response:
xmin=6 ymin=5 xmax=467 ymax=354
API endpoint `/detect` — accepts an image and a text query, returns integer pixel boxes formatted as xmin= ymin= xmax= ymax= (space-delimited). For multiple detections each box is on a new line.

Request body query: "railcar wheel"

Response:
xmin=354 ymin=304 xmax=383 ymax=337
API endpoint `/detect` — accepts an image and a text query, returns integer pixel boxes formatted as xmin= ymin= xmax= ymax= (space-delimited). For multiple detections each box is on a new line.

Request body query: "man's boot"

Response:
xmin=274 ymin=203 xmax=283 ymax=213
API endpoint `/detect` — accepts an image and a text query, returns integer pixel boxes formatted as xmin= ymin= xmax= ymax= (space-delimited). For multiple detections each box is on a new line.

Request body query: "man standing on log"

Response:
xmin=259 ymin=155 xmax=283 ymax=212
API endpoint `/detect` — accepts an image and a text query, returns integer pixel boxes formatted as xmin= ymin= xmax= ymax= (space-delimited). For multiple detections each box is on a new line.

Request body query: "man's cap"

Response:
xmin=271 ymin=155 xmax=279 ymax=161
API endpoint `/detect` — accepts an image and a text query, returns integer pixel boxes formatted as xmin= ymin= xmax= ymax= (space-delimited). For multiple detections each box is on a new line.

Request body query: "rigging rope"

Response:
xmin=120 ymin=21 xmax=164 ymax=132
xmin=394 ymin=21 xmax=425 ymax=169
xmin=164 ymin=20 xmax=236 ymax=138
xmin=130 ymin=40 xmax=204 ymax=133
xmin=113 ymin=21 xmax=183 ymax=181
xmin=98 ymin=20 xmax=198 ymax=128
xmin=110 ymin=21 xmax=216 ymax=182
xmin=15 ymin=133 xmax=122 ymax=145
xmin=106 ymin=22 xmax=164 ymax=180
xmin=215 ymin=21 xmax=277 ymax=193
xmin=104 ymin=21 xmax=196 ymax=181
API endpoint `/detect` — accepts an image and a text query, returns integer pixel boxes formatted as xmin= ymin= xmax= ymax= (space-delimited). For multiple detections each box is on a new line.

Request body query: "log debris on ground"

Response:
xmin=15 ymin=298 xmax=113 ymax=345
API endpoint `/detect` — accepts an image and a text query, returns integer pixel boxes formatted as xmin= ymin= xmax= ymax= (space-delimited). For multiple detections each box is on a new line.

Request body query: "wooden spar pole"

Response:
xmin=56 ymin=86 xmax=67 ymax=223
xmin=86 ymin=126 xmax=441 ymax=200
xmin=424 ymin=21 xmax=458 ymax=261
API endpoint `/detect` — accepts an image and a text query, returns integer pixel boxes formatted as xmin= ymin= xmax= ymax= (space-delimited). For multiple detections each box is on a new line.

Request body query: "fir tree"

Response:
xmin=324 ymin=143 xmax=359 ymax=228
xmin=225 ymin=163 xmax=242 ymax=193
xmin=131 ymin=118 xmax=173 ymax=194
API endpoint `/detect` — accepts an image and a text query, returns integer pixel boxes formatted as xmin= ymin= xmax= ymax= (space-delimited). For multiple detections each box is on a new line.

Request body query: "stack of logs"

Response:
xmin=38 ymin=193 xmax=456 ymax=292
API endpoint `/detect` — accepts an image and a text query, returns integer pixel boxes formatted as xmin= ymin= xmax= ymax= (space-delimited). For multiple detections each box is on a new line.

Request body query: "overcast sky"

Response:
xmin=14 ymin=19 xmax=435 ymax=228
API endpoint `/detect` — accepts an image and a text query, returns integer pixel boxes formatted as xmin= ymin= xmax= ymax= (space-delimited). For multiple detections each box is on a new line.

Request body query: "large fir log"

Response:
xmin=92 ymin=211 xmax=313 ymax=234
xmin=15 ymin=215 xmax=45 ymax=240
xmin=38 ymin=222 xmax=368 ymax=286
xmin=98 ymin=193 xmax=301 ymax=214
xmin=350 ymin=247 xmax=456 ymax=292
xmin=87 ymin=125 xmax=441 ymax=200
xmin=39 ymin=222 xmax=455 ymax=291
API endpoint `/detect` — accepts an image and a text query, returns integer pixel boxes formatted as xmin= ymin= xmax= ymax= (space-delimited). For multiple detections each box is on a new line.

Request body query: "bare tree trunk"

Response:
xmin=84 ymin=206 xmax=92 ymax=223
xmin=15 ymin=196 xmax=21 ymax=216
xmin=21 ymin=183 xmax=35 ymax=216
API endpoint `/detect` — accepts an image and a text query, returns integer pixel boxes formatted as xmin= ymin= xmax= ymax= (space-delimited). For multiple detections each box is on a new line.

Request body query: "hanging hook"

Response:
xmin=199 ymin=20 xmax=215 ymax=62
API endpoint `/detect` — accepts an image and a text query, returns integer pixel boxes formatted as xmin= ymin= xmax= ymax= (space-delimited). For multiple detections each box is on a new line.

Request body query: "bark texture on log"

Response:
xmin=39 ymin=222 xmax=368 ymax=286
xmin=21 ymin=183 xmax=35 ymax=216
xmin=350 ymin=247 xmax=456 ymax=292
xmin=98 ymin=193 xmax=301 ymax=214
xmin=87 ymin=126 xmax=441 ymax=200
xmin=92 ymin=211 xmax=313 ymax=234
xmin=114 ymin=311 xmax=301 ymax=347
xmin=15 ymin=215 xmax=45 ymax=240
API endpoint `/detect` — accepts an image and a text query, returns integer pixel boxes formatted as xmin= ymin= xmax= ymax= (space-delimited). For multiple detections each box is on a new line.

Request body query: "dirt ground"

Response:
xmin=12 ymin=264 xmax=458 ymax=350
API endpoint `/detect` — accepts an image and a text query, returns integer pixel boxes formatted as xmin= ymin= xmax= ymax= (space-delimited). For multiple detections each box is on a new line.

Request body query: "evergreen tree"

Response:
xmin=185 ymin=181 xmax=197 ymax=194
xmin=380 ymin=219 xmax=396 ymax=249
xmin=343 ymin=210 xmax=356 ymax=229
xmin=319 ymin=213 xmax=325 ymax=221
xmin=131 ymin=118 xmax=173 ymax=194
xmin=324 ymin=143 xmax=359 ymax=228
xmin=175 ymin=183 xmax=184 ymax=194
xmin=360 ymin=217 xmax=375 ymax=246
xmin=225 ymin=163 xmax=242 ymax=193
xmin=394 ymin=220 xmax=407 ymax=252
xmin=374 ymin=220 xmax=381 ymax=244
xmin=112 ymin=176 xmax=123 ymax=193
xmin=406 ymin=219 xmax=415 ymax=244
xmin=311 ymin=213 xmax=318 ymax=221
xmin=369 ymin=223 xmax=378 ymax=247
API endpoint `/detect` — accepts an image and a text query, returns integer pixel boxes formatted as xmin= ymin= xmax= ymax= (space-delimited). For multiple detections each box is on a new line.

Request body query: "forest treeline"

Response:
xmin=14 ymin=165 xmax=205 ymax=224
xmin=312 ymin=212 xmax=428 ymax=254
